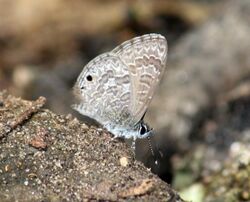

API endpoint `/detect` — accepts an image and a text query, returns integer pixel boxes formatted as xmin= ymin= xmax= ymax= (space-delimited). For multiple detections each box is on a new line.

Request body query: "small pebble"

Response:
xmin=120 ymin=157 xmax=129 ymax=167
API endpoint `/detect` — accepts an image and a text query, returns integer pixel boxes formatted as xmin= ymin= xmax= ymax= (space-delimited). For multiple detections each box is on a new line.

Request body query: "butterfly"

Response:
xmin=73 ymin=33 xmax=167 ymax=140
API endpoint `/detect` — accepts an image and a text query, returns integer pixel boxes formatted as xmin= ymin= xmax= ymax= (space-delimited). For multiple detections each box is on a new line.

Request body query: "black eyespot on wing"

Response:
xmin=86 ymin=75 xmax=93 ymax=81
xmin=80 ymin=86 xmax=85 ymax=89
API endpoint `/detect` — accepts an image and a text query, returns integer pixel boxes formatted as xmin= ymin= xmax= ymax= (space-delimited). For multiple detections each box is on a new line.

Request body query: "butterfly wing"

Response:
xmin=112 ymin=34 xmax=168 ymax=124
xmin=73 ymin=53 xmax=136 ymax=128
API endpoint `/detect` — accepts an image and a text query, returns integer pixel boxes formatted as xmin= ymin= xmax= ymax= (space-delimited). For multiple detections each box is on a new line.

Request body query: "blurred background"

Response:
xmin=1 ymin=0 xmax=250 ymax=201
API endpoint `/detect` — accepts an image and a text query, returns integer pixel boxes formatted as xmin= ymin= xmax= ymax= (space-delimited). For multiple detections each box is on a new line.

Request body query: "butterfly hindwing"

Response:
xmin=73 ymin=53 xmax=135 ymax=127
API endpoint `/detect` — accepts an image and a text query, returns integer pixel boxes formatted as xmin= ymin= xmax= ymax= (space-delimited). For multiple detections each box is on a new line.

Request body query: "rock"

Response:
xmin=0 ymin=91 xmax=184 ymax=202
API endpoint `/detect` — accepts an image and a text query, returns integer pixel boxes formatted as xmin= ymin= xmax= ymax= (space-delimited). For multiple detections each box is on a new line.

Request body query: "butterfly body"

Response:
xmin=73 ymin=34 xmax=167 ymax=139
xmin=105 ymin=120 xmax=152 ymax=139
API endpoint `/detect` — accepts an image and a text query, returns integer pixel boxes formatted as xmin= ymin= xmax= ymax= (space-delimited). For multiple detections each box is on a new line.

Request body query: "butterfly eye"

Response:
xmin=86 ymin=75 xmax=93 ymax=81
xmin=139 ymin=124 xmax=147 ymax=135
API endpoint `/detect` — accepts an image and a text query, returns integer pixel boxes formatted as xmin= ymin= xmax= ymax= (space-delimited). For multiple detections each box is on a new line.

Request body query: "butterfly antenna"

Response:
xmin=147 ymin=136 xmax=158 ymax=165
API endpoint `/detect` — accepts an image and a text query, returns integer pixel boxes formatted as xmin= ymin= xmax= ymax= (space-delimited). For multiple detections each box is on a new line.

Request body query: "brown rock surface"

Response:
xmin=0 ymin=91 xmax=184 ymax=202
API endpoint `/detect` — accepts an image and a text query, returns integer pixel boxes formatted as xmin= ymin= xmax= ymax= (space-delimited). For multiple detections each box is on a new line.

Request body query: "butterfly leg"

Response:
xmin=131 ymin=136 xmax=136 ymax=150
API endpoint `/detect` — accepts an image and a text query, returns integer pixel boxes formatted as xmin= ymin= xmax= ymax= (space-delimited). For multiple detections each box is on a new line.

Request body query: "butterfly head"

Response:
xmin=137 ymin=121 xmax=153 ymax=138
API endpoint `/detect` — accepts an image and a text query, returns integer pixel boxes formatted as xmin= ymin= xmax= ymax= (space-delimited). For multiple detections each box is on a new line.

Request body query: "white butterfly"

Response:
xmin=73 ymin=33 xmax=168 ymax=140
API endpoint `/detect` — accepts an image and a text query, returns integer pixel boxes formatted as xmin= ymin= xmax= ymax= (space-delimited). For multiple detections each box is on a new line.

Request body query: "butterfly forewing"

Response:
xmin=112 ymin=34 xmax=168 ymax=124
